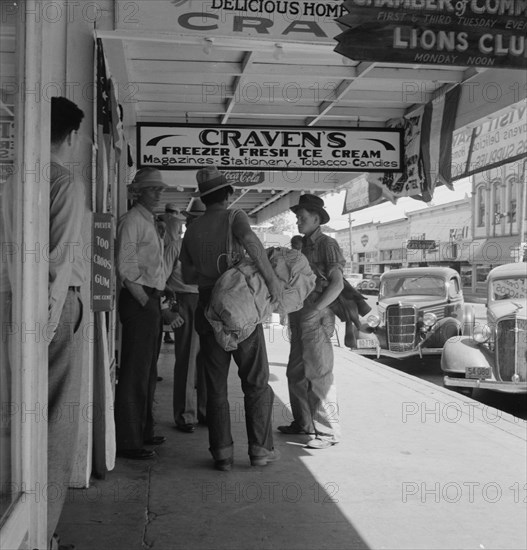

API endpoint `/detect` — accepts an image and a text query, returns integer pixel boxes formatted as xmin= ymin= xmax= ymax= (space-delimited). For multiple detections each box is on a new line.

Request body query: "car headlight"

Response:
xmin=367 ymin=314 xmax=380 ymax=328
xmin=422 ymin=312 xmax=437 ymax=327
xmin=473 ymin=325 xmax=491 ymax=343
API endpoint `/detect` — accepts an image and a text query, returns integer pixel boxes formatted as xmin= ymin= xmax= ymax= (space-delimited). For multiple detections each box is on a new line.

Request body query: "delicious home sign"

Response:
xmin=116 ymin=0 xmax=346 ymax=43
xmin=137 ymin=123 xmax=403 ymax=172
xmin=336 ymin=0 xmax=527 ymax=68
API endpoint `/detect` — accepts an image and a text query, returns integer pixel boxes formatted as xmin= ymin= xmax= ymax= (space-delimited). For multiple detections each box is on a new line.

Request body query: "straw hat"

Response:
xmin=192 ymin=166 xmax=232 ymax=197
xmin=290 ymin=194 xmax=330 ymax=225
xmin=165 ymin=203 xmax=186 ymax=221
xmin=129 ymin=167 xmax=168 ymax=190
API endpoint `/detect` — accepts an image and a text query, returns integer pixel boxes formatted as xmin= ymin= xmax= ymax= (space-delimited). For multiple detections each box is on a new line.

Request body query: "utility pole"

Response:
xmin=519 ymin=159 xmax=527 ymax=261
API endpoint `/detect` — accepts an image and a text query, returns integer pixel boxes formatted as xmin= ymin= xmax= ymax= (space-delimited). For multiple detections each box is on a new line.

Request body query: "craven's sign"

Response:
xmin=336 ymin=0 xmax=527 ymax=68
xmin=137 ymin=124 xmax=404 ymax=172
xmin=116 ymin=0 xmax=346 ymax=43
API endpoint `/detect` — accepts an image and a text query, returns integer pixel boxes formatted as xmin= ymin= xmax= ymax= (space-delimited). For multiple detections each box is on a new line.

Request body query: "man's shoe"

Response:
xmin=250 ymin=448 xmax=281 ymax=467
xmin=157 ymin=376 xmax=163 ymax=382
xmin=176 ymin=423 xmax=195 ymax=433
xmin=117 ymin=448 xmax=156 ymax=459
xmin=305 ymin=438 xmax=337 ymax=450
xmin=277 ymin=422 xmax=310 ymax=435
xmin=214 ymin=457 xmax=233 ymax=472
xmin=144 ymin=435 xmax=166 ymax=445
xmin=164 ymin=335 xmax=174 ymax=343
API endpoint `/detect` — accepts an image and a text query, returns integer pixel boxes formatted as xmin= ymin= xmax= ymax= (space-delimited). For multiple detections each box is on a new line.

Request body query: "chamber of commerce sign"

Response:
xmin=336 ymin=0 xmax=527 ymax=68
xmin=116 ymin=0 xmax=346 ymax=43
xmin=137 ymin=124 xmax=403 ymax=172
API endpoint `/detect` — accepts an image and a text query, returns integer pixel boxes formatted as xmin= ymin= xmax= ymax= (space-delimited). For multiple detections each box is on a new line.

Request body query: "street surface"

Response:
xmin=338 ymin=295 xmax=527 ymax=421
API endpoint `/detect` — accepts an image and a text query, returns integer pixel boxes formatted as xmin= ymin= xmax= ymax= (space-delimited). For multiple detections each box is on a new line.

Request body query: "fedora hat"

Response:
xmin=183 ymin=198 xmax=206 ymax=218
xmin=290 ymin=193 xmax=330 ymax=225
xmin=130 ymin=167 xmax=168 ymax=190
xmin=165 ymin=203 xmax=186 ymax=221
xmin=192 ymin=166 xmax=232 ymax=197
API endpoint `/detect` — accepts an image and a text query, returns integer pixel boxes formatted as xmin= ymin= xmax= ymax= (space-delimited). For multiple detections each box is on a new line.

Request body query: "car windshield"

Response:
xmin=491 ymin=277 xmax=527 ymax=301
xmin=381 ymin=276 xmax=445 ymax=298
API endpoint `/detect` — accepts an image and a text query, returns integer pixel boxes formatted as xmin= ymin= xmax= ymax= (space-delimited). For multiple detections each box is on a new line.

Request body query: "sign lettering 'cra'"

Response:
xmin=137 ymin=124 xmax=404 ymax=172
xmin=116 ymin=0 xmax=346 ymax=44
xmin=91 ymin=213 xmax=114 ymax=312
xmin=336 ymin=0 xmax=527 ymax=68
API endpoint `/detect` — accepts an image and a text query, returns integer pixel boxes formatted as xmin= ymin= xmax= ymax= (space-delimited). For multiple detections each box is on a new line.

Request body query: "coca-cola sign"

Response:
xmin=224 ymin=171 xmax=265 ymax=186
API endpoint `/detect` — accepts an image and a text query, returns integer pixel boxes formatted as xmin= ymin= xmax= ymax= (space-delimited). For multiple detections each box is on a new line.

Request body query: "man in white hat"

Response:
xmin=180 ymin=166 xmax=283 ymax=471
xmin=115 ymin=167 xmax=169 ymax=459
xmin=278 ymin=194 xmax=345 ymax=449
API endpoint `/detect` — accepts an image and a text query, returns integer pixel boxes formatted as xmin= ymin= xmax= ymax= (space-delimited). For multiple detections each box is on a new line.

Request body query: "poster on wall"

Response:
xmin=91 ymin=213 xmax=114 ymax=312
xmin=336 ymin=0 xmax=527 ymax=69
xmin=137 ymin=123 xmax=403 ymax=172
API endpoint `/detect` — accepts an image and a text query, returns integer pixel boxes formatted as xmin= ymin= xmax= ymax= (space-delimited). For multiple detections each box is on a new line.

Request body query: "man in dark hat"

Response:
xmin=164 ymin=199 xmax=207 ymax=433
xmin=115 ymin=167 xmax=169 ymax=459
xmin=278 ymin=194 xmax=345 ymax=449
xmin=179 ymin=166 xmax=283 ymax=471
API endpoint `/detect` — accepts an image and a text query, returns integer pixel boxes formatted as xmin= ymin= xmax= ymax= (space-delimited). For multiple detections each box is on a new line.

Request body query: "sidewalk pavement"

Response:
xmin=58 ymin=322 xmax=526 ymax=550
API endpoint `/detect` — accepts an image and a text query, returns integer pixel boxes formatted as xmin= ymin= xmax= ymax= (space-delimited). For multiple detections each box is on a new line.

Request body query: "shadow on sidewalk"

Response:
xmin=57 ymin=342 xmax=370 ymax=550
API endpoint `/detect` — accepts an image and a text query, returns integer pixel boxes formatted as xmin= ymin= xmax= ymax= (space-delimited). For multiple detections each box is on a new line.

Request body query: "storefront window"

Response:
xmin=476 ymin=186 xmax=485 ymax=227
xmin=493 ymin=185 xmax=502 ymax=225
xmin=476 ymin=265 xmax=494 ymax=283
xmin=0 ymin=2 xmax=21 ymax=519
xmin=508 ymin=179 xmax=517 ymax=223
xmin=460 ymin=266 xmax=472 ymax=287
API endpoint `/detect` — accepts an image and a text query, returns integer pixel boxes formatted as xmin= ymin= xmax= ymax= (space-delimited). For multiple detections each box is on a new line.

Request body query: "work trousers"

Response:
xmin=115 ymin=288 xmax=161 ymax=450
xmin=195 ymin=296 xmax=275 ymax=461
xmin=47 ymin=288 xmax=83 ymax=542
xmin=286 ymin=304 xmax=341 ymax=443
xmin=173 ymin=292 xmax=206 ymax=426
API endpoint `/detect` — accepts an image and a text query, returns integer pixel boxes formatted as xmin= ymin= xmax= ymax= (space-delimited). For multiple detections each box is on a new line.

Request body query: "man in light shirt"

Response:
xmin=115 ymin=168 xmax=169 ymax=460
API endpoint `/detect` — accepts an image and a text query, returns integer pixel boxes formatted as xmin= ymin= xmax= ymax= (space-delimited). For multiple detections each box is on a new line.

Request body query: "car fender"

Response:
xmin=462 ymin=304 xmax=475 ymax=337
xmin=420 ymin=317 xmax=462 ymax=348
xmin=441 ymin=335 xmax=493 ymax=375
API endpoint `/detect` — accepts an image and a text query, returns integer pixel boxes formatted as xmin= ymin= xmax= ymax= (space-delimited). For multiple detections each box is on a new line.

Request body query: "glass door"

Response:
xmin=1 ymin=2 xmax=49 ymax=548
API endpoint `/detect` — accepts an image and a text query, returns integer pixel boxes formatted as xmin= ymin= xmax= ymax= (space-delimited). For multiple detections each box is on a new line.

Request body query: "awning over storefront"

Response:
xmin=471 ymin=236 xmax=524 ymax=264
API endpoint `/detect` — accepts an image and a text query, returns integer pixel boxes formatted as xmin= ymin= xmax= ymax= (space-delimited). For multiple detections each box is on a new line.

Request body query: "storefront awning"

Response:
xmin=472 ymin=236 xmax=524 ymax=264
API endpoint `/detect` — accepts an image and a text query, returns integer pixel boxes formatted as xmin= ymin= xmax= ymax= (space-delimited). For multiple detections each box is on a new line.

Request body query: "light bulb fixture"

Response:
xmin=341 ymin=55 xmax=353 ymax=66
xmin=176 ymin=185 xmax=184 ymax=192
xmin=273 ymin=43 xmax=284 ymax=61
xmin=203 ymin=38 xmax=213 ymax=55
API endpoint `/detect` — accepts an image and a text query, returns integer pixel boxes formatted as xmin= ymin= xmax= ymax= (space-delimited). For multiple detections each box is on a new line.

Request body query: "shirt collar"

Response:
xmin=135 ymin=202 xmax=156 ymax=223
xmin=304 ymin=226 xmax=323 ymax=244
xmin=50 ymin=152 xmax=64 ymax=166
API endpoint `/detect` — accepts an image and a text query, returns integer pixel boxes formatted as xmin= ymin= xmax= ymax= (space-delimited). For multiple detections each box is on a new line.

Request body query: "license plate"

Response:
xmin=466 ymin=366 xmax=491 ymax=379
xmin=357 ymin=338 xmax=378 ymax=349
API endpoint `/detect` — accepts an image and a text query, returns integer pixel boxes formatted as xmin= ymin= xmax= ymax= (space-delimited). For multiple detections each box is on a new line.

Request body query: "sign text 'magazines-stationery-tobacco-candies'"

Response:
xmin=137 ymin=125 xmax=404 ymax=172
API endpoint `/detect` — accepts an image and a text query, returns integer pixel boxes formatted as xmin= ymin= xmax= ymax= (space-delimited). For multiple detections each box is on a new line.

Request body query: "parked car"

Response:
xmin=442 ymin=263 xmax=527 ymax=395
xmin=345 ymin=273 xmax=364 ymax=287
xmin=356 ymin=277 xmax=380 ymax=295
xmin=350 ymin=267 xmax=474 ymax=359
